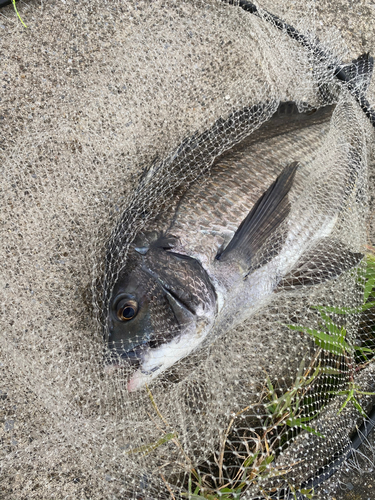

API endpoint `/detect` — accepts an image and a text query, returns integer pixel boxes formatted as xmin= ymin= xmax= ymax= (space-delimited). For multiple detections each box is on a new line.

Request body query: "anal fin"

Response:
xmin=276 ymin=239 xmax=363 ymax=291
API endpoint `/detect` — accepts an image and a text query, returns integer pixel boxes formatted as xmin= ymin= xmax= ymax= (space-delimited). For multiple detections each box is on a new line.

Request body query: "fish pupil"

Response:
xmin=122 ymin=306 xmax=135 ymax=319
xmin=115 ymin=298 xmax=138 ymax=321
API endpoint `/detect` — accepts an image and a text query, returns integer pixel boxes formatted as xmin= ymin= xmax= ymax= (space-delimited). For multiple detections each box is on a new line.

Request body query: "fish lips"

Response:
xmin=105 ymin=345 xmax=142 ymax=365
xmin=104 ymin=345 xmax=147 ymax=376
xmin=104 ymin=347 xmax=163 ymax=378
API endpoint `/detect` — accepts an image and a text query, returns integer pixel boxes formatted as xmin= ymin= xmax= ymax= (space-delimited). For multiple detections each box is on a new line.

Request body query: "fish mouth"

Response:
xmin=104 ymin=345 xmax=143 ymax=371
xmin=104 ymin=349 xmax=162 ymax=378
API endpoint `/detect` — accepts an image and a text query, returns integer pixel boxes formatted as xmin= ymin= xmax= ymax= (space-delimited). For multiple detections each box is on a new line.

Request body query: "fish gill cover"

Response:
xmin=0 ymin=1 xmax=375 ymax=499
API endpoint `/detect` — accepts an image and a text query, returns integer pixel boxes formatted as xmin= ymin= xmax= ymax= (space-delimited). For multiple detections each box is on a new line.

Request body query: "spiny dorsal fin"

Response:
xmin=216 ymin=161 xmax=299 ymax=268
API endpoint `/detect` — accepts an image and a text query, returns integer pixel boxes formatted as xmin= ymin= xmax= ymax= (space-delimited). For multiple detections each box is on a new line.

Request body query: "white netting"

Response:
xmin=1 ymin=1 xmax=375 ymax=499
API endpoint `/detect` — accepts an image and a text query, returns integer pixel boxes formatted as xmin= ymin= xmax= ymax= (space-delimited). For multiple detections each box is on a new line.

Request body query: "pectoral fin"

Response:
xmin=276 ymin=240 xmax=363 ymax=290
xmin=216 ymin=161 xmax=299 ymax=269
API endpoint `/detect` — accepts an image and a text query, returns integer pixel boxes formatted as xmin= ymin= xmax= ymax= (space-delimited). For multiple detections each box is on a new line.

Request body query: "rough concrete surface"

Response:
xmin=1 ymin=1 xmax=375 ymax=499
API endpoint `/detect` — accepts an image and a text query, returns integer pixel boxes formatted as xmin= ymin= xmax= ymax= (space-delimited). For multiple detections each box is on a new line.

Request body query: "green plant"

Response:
xmin=286 ymin=254 xmax=375 ymax=355
xmin=287 ymin=484 xmax=315 ymax=500
xmin=11 ymin=0 xmax=27 ymax=28
xmin=126 ymin=431 xmax=176 ymax=456
xmin=285 ymin=254 xmax=375 ymax=418
xmin=286 ymin=310 xmax=373 ymax=358
xmin=264 ymin=357 xmax=325 ymax=438
xmin=143 ymin=256 xmax=375 ymax=499
xmin=181 ymin=355 xmax=327 ymax=499
xmin=328 ymin=381 xmax=375 ymax=418
xmin=182 ymin=454 xmax=283 ymax=500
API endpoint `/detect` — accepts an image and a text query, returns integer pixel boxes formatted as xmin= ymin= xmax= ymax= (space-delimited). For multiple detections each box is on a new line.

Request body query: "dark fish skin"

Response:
xmin=104 ymin=101 xmax=362 ymax=391
xmin=159 ymin=104 xmax=334 ymax=266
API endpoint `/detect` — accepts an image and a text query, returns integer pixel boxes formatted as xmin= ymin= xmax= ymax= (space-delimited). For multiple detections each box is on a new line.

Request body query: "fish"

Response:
xmin=103 ymin=100 xmax=364 ymax=392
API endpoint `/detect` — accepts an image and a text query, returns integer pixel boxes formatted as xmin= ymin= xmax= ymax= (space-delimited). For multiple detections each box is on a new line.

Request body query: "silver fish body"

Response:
xmin=104 ymin=101 xmax=363 ymax=391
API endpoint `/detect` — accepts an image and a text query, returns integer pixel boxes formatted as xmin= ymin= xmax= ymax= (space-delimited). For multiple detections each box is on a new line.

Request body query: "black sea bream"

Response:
xmin=103 ymin=102 xmax=363 ymax=391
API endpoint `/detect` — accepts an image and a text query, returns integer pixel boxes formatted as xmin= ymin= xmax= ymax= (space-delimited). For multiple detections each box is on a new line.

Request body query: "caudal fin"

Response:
xmin=337 ymin=52 xmax=374 ymax=96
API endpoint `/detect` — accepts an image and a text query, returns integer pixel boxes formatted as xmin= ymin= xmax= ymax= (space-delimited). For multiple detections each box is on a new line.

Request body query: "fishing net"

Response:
xmin=1 ymin=1 xmax=375 ymax=499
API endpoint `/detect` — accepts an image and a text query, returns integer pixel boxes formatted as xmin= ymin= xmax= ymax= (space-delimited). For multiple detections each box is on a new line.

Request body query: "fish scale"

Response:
xmin=167 ymin=113 xmax=334 ymax=264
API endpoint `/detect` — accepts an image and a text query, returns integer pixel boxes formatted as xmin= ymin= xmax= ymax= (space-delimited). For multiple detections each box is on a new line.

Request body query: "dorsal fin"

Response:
xmin=216 ymin=161 xmax=299 ymax=268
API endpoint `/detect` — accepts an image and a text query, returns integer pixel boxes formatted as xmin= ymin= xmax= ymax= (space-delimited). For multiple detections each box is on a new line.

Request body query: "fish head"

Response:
xmin=105 ymin=234 xmax=217 ymax=389
xmin=106 ymin=266 xmax=170 ymax=360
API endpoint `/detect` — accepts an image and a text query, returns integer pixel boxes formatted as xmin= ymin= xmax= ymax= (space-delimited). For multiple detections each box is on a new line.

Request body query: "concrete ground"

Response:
xmin=1 ymin=1 xmax=374 ymax=499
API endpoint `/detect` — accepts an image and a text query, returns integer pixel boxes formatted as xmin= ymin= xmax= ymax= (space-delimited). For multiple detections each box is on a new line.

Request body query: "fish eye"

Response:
xmin=116 ymin=299 xmax=138 ymax=321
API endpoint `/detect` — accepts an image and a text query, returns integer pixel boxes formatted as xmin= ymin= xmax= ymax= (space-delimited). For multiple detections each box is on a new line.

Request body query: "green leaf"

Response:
xmin=319 ymin=367 xmax=342 ymax=375
xmin=299 ymin=424 xmax=325 ymax=438
xmin=311 ymin=304 xmax=349 ymax=314
xmin=311 ymin=302 xmax=375 ymax=314
xmin=365 ymin=262 xmax=375 ymax=284
xmin=351 ymin=396 xmax=369 ymax=418
xmin=220 ymin=487 xmax=243 ymax=497
xmin=284 ymin=324 xmax=311 ymax=333
xmin=286 ymin=418 xmax=324 ymax=437
xmin=258 ymin=454 xmax=274 ymax=473
xmin=184 ymin=495 xmax=208 ymax=500
xmin=319 ymin=313 xmax=343 ymax=334
xmin=305 ymin=365 xmax=321 ymax=385
xmin=327 ymin=390 xmax=348 ymax=396
xmin=287 ymin=414 xmax=319 ymax=425
xmin=364 ymin=275 xmax=375 ymax=303
xmin=267 ymin=403 xmax=277 ymax=414
xmin=126 ymin=431 xmax=176 ymax=455
xmin=300 ymin=488 xmax=315 ymax=499
xmin=358 ymin=301 xmax=375 ymax=312
xmin=243 ymin=451 xmax=259 ymax=468
xmin=266 ymin=376 xmax=275 ymax=395
xmin=285 ymin=324 xmax=350 ymax=355
xmin=355 ymin=346 xmax=374 ymax=353
xmin=337 ymin=393 xmax=352 ymax=413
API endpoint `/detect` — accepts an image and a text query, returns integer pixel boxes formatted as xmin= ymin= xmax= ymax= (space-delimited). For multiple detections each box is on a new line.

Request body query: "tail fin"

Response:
xmin=337 ymin=52 xmax=374 ymax=96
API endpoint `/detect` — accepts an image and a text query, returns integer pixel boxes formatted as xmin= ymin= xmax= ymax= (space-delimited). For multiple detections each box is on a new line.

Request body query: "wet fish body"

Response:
xmin=104 ymin=102 xmax=363 ymax=391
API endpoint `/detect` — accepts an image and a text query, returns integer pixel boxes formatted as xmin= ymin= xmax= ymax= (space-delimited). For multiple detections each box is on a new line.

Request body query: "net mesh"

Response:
xmin=1 ymin=1 xmax=375 ymax=499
